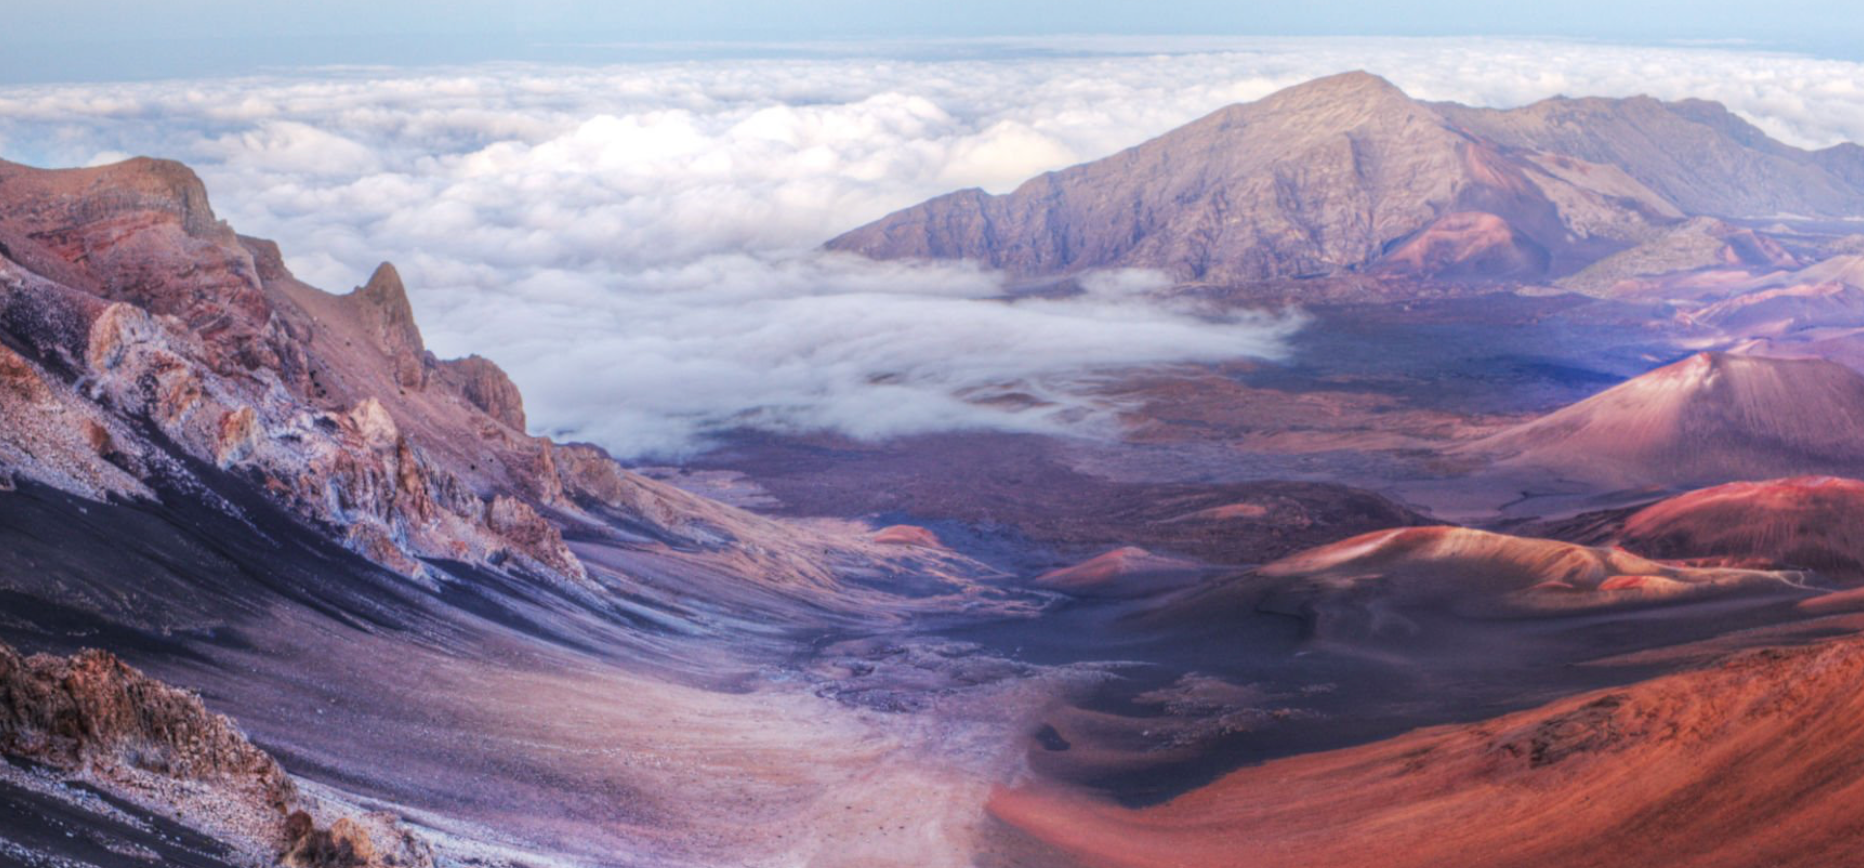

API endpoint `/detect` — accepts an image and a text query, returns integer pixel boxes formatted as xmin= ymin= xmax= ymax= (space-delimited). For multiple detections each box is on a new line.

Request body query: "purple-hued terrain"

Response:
xmin=7 ymin=70 xmax=1864 ymax=868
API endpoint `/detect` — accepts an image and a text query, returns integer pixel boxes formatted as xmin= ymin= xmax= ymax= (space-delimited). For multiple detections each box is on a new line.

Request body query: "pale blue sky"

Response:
xmin=5 ymin=0 xmax=1863 ymax=82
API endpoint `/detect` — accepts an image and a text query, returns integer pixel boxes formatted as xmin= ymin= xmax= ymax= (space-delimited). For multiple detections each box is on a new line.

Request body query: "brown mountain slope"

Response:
xmin=0 ymin=156 xmax=589 ymax=583
xmin=990 ymin=638 xmax=1864 ymax=868
xmin=1030 ymin=546 xmax=1206 ymax=599
xmin=1464 ymin=352 xmax=1864 ymax=487
xmin=1688 ymin=255 xmax=1864 ymax=368
xmin=1610 ymin=476 xmax=1864 ymax=579
xmin=1121 ymin=524 xmax=1807 ymax=681
xmin=1438 ymin=95 xmax=1864 ymax=220
xmin=1694 ymin=282 xmax=1864 ymax=336
xmin=1207 ymin=525 xmax=1799 ymax=628
xmin=1557 ymin=216 xmax=1799 ymax=296
xmin=830 ymin=73 xmax=1864 ymax=285
xmin=827 ymin=72 xmax=1682 ymax=284
xmin=1748 ymin=252 xmax=1864 ymax=290
xmin=0 ymin=156 xmax=1015 ymax=622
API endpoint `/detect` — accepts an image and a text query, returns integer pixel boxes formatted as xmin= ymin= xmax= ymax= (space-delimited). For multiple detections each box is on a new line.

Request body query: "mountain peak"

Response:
xmin=1243 ymin=69 xmax=1426 ymax=126
xmin=830 ymin=73 xmax=1864 ymax=285
xmin=351 ymin=261 xmax=427 ymax=388
xmin=1274 ymin=70 xmax=1406 ymax=100
xmin=359 ymin=261 xmax=406 ymax=302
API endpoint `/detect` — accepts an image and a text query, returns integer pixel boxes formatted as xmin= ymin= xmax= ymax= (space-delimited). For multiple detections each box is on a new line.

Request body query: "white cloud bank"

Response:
xmin=2 ymin=37 xmax=1863 ymax=456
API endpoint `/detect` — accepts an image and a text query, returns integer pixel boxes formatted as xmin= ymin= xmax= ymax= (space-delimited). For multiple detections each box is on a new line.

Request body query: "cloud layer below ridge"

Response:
xmin=3 ymin=37 xmax=1862 ymax=456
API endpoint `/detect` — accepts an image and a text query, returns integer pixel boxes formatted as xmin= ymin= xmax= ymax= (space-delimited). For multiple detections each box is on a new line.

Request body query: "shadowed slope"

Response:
xmin=992 ymin=638 xmax=1864 ymax=868
xmin=1613 ymin=477 xmax=1864 ymax=578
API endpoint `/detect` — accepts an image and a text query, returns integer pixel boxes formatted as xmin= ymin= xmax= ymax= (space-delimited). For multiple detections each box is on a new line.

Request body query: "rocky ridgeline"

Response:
xmin=0 ymin=154 xmax=1021 ymax=636
xmin=830 ymin=72 xmax=1864 ymax=286
xmin=0 ymin=156 xmax=746 ymax=587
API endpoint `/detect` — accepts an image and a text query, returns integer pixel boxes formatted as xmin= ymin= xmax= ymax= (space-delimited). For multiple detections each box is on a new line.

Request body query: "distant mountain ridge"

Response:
xmin=828 ymin=72 xmax=1864 ymax=285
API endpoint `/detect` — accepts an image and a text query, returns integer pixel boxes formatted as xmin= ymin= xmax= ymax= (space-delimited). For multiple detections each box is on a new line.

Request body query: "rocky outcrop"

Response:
xmin=551 ymin=440 xmax=737 ymax=545
xmin=1 ymin=154 xmax=964 ymax=601
xmin=0 ymin=316 xmax=151 ymax=500
xmin=0 ymin=640 xmax=436 ymax=868
xmin=0 ymin=640 xmax=296 ymax=858
xmin=487 ymin=494 xmax=586 ymax=581
xmin=348 ymin=263 xmax=427 ymax=391
xmin=282 ymin=810 xmax=436 ymax=868
xmin=437 ymin=354 xmax=526 ymax=431
xmin=0 ymin=158 xmax=614 ymax=587
xmin=0 ymin=642 xmax=292 ymax=803
xmin=0 ymin=157 xmax=307 ymax=379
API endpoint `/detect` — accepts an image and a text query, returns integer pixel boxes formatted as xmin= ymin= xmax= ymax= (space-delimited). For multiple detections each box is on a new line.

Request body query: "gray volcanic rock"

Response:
xmin=830 ymin=73 xmax=1864 ymax=285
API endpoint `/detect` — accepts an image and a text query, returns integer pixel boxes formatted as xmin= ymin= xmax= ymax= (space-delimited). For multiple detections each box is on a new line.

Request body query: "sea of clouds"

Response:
xmin=2 ymin=37 xmax=1862 ymax=456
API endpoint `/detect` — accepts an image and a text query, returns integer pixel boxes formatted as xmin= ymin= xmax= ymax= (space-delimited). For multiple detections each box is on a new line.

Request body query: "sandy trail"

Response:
xmin=167 ymin=606 xmax=1076 ymax=868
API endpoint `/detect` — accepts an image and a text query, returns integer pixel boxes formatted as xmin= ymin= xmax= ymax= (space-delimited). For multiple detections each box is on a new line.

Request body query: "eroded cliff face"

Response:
xmin=0 ymin=156 xmax=649 ymax=586
xmin=350 ymin=263 xmax=429 ymax=391
xmin=0 ymin=153 xmax=1007 ymax=606
xmin=436 ymin=354 xmax=527 ymax=431
xmin=0 ymin=155 xmax=1035 ymax=667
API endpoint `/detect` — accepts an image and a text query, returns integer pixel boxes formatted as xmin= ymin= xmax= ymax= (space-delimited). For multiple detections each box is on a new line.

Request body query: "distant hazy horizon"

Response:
xmin=7 ymin=34 xmax=1861 ymax=457
xmin=6 ymin=0 xmax=1863 ymax=83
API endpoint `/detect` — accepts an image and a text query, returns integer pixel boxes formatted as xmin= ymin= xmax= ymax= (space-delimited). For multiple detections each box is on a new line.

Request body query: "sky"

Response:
xmin=4 ymin=0 xmax=1864 ymax=82
xmin=3 ymin=16 xmax=1864 ymax=457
